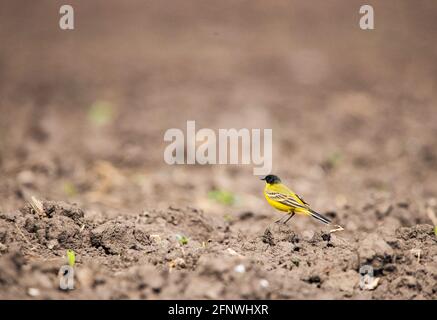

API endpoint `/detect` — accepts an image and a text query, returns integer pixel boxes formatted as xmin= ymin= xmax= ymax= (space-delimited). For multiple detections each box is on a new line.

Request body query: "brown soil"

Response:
xmin=1 ymin=1 xmax=437 ymax=299
xmin=1 ymin=200 xmax=436 ymax=299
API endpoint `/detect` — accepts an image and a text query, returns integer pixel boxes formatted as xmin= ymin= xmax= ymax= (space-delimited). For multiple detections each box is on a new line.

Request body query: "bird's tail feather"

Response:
xmin=308 ymin=209 xmax=331 ymax=225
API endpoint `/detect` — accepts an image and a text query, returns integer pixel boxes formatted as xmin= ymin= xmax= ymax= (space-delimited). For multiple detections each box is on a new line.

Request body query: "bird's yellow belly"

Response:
xmin=265 ymin=195 xmax=291 ymax=213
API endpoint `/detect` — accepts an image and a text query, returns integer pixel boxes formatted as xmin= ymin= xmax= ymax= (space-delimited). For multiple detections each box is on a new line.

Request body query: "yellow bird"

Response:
xmin=261 ymin=174 xmax=331 ymax=225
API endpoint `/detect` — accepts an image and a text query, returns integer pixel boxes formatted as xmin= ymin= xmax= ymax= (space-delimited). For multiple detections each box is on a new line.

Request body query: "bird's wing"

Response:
xmin=265 ymin=189 xmax=308 ymax=210
xmin=280 ymin=185 xmax=310 ymax=207
xmin=295 ymin=193 xmax=309 ymax=205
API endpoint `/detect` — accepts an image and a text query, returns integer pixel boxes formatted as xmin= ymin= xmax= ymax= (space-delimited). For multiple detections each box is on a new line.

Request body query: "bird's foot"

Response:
xmin=329 ymin=225 xmax=344 ymax=233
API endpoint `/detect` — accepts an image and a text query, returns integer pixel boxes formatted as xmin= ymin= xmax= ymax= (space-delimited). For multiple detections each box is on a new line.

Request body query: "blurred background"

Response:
xmin=1 ymin=0 xmax=437 ymax=231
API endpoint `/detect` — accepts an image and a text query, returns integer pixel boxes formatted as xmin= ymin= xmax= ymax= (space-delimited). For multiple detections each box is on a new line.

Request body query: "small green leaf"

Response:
xmin=63 ymin=181 xmax=77 ymax=197
xmin=88 ymin=100 xmax=114 ymax=126
xmin=208 ymin=190 xmax=236 ymax=206
xmin=176 ymin=234 xmax=189 ymax=245
xmin=326 ymin=152 xmax=342 ymax=169
xmin=223 ymin=213 xmax=234 ymax=222
xmin=434 ymin=226 xmax=437 ymax=237
xmin=67 ymin=249 xmax=76 ymax=267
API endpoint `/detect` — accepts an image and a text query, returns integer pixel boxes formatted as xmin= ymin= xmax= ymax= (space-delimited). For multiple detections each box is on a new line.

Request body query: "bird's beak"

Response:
xmin=260 ymin=176 xmax=266 ymax=181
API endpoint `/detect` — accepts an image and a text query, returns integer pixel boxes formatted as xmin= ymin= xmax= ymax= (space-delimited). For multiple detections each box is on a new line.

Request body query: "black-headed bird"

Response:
xmin=261 ymin=174 xmax=333 ymax=226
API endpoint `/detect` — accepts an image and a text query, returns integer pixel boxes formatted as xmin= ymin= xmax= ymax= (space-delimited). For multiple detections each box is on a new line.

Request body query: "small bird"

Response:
xmin=261 ymin=174 xmax=332 ymax=225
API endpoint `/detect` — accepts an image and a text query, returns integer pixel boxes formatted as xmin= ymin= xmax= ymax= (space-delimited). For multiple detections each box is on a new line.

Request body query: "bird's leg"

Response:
xmin=275 ymin=214 xmax=289 ymax=224
xmin=282 ymin=211 xmax=296 ymax=224
xmin=275 ymin=216 xmax=285 ymax=224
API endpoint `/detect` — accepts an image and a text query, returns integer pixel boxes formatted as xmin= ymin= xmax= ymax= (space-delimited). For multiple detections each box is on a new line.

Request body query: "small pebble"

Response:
xmin=234 ymin=264 xmax=245 ymax=273
xmin=17 ymin=170 xmax=35 ymax=185
xmin=46 ymin=239 xmax=58 ymax=250
xmin=27 ymin=288 xmax=40 ymax=297
xmin=226 ymin=248 xmax=242 ymax=256
xmin=150 ymin=234 xmax=161 ymax=244
xmin=259 ymin=279 xmax=269 ymax=288
xmin=302 ymin=230 xmax=314 ymax=241
xmin=0 ymin=243 xmax=7 ymax=253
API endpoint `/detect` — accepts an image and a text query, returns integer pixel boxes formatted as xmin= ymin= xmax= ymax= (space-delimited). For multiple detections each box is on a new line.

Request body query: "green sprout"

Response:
xmin=223 ymin=213 xmax=234 ymax=222
xmin=88 ymin=100 xmax=114 ymax=126
xmin=434 ymin=226 xmax=437 ymax=237
xmin=176 ymin=234 xmax=189 ymax=245
xmin=67 ymin=249 xmax=76 ymax=267
xmin=208 ymin=190 xmax=236 ymax=206
xmin=63 ymin=181 xmax=77 ymax=197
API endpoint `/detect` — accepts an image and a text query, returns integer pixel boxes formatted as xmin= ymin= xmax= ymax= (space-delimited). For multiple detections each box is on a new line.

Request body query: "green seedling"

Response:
xmin=63 ymin=181 xmax=77 ymax=197
xmin=434 ymin=226 xmax=437 ymax=237
xmin=208 ymin=190 xmax=236 ymax=206
xmin=176 ymin=234 xmax=189 ymax=245
xmin=223 ymin=213 xmax=234 ymax=222
xmin=88 ymin=100 xmax=114 ymax=126
xmin=67 ymin=249 xmax=76 ymax=267
xmin=132 ymin=174 xmax=147 ymax=186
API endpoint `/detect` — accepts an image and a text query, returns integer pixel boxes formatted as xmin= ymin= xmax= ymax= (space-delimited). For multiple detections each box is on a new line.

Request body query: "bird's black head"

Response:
xmin=261 ymin=175 xmax=281 ymax=184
